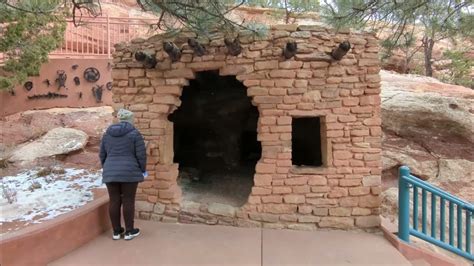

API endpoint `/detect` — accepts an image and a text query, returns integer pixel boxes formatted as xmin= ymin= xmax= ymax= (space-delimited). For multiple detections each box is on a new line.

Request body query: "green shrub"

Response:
xmin=441 ymin=50 xmax=473 ymax=89
xmin=0 ymin=1 xmax=66 ymax=92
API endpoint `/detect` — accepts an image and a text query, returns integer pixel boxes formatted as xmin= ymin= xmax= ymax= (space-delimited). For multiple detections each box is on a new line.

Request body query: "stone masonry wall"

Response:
xmin=111 ymin=24 xmax=382 ymax=230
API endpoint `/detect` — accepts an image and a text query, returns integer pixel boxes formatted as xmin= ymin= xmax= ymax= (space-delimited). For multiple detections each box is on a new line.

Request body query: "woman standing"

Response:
xmin=99 ymin=109 xmax=147 ymax=240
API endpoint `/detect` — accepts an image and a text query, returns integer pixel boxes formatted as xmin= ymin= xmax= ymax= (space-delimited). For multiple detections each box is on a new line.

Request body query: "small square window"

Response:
xmin=292 ymin=117 xmax=323 ymax=166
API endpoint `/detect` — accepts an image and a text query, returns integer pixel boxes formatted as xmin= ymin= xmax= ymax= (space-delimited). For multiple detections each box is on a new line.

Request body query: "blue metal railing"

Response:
xmin=398 ymin=166 xmax=473 ymax=261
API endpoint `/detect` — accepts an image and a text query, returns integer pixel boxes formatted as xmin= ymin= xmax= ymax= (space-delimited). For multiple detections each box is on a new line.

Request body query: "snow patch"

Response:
xmin=0 ymin=168 xmax=104 ymax=226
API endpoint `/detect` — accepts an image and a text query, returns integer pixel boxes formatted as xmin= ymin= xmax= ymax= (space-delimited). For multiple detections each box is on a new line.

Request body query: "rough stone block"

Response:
xmin=313 ymin=208 xmax=329 ymax=216
xmin=351 ymin=106 xmax=373 ymax=114
xmin=363 ymin=117 xmax=382 ymax=126
xmin=153 ymin=95 xmax=181 ymax=106
xmin=153 ymin=202 xmax=166 ymax=214
xmin=308 ymin=176 xmax=327 ymax=186
xmin=328 ymin=66 xmax=344 ymax=76
xmin=279 ymin=60 xmax=303 ymax=69
xmin=306 ymin=198 xmax=338 ymax=206
xmin=135 ymin=78 xmax=151 ymax=87
xmin=136 ymin=201 xmax=154 ymax=212
xmin=329 ymin=207 xmax=352 ymax=217
xmin=263 ymin=204 xmax=298 ymax=214
xmin=269 ymin=70 xmax=296 ymax=78
xmin=333 ymin=151 xmax=352 ymax=160
xmin=129 ymin=104 xmax=148 ymax=111
xmin=148 ymin=104 xmax=169 ymax=113
xmin=156 ymin=86 xmax=182 ymax=95
xmin=287 ymin=224 xmax=317 ymax=231
xmin=112 ymin=69 xmax=129 ymax=80
xmin=243 ymin=79 xmax=260 ymax=87
xmin=297 ymin=70 xmax=313 ymax=78
xmin=362 ymin=175 xmax=381 ymax=186
xmin=255 ymin=60 xmax=279 ymax=70
xmin=342 ymin=98 xmax=360 ymax=107
xmin=186 ymin=61 xmax=225 ymax=71
xmin=284 ymin=177 xmax=308 ymax=186
xmin=359 ymin=195 xmax=381 ymax=208
xmin=355 ymin=215 xmax=380 ymax=228
xmin=150 ymin=214 xmax=163 ymax=222
xmin=260 ymin=117 xmax=277 ymax=125
xmin=352 ymin=207 xmax=371 ymax=216
xmin=358 ymin=59 xmax=379 ymax=67
xmin=295 ymin=52 xmax=332 ymax=62
xmin=253 ymin=96 xmax=282 ymax=104
xmin=339 ymin=179 xmax=361 ymax=187
xmin=280 ymin=214 xmax=298 ymax=222
xmin=297 ymin=205 xmax=313 ymax=214
xmin=273 ymin=186 xmax=292 ymax=194
xmin=371 ymin=187 xmax=382 ymax=195
xmin=254 ymin=174 xmax=272 ymax=186
xmin=247 ymin=87 xmax=268 ymax=96
xmin=365 ymin=74 xmax=381 ymax=83
xmin=256 ymin=163 xmax=276 ymax=174
xmin=269 ymin=88 xmax=287 ymax=96
xmin=262 ymin=213 xmax=280 ymax=223
xmin=251 ymin=186 xmax=272 ymax=196
xmin=328 ymin=187 xmax=348 ymax=198
xmin=274 ymin=79 xmax=294 ymax=87
xmin=208 ymin=203 xmax=236 ymax=217
xmin=327 ymin=77 xmax=342 ymax=84
xmin=130 ymin=69 xmax=145 ymax=77
xmin=298 ymin=215 xmax=321 ymax=223
xmin=135 ymin=95 xmax=153 ymax=103
xmin=262 ymin=195 xmax=283 ymax=203
xmin=319 ymin=217 xmax=354 ymax=229
xmin=283 ymin=194 xmax=305 ymax=204
xmin=139 ymin=212 xmax=151 ymax=220
xmin=293 ymin=185 xmax=310 ymax=194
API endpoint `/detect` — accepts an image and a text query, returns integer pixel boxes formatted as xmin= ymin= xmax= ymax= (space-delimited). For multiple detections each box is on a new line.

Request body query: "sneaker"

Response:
xmin=112 ymin=227 xmax=124 ymax=240
xmin=124 ymin=228 xmax=140 ymax=240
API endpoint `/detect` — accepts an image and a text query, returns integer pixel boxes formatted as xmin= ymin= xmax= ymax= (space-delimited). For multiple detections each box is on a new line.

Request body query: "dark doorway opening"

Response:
xmin=169 ymin=71 xmax=261 ymax=207
xmin=292 ymin=117 xmax=323 ymax=167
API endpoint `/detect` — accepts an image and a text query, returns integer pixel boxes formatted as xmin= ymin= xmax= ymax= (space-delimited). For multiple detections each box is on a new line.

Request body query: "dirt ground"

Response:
xmin=178 ymin=167 xmax=254 ymax=207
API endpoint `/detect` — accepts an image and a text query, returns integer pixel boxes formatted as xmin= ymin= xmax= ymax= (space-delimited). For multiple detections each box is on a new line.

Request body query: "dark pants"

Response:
xmin=105 ymin=182 xmax=138 ymax=231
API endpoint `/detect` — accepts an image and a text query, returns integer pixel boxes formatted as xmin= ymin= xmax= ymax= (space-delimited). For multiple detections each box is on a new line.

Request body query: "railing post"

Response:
xmin=399 ymin=166 xmax=411 ymax=242
xmin=107 ymin=15 xmax=111 ymax=59
xmin=466 ymin=210 xmax=471 ymax=255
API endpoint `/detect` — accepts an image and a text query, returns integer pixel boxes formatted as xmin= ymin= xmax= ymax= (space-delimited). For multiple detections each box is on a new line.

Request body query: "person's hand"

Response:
xmin=142 ymin=171 xmax=148 ymax=178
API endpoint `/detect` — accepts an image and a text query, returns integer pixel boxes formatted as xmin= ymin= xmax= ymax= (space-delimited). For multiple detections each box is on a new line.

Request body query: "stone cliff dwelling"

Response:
xmin=112 ymin=24 xmax=382 ymax=230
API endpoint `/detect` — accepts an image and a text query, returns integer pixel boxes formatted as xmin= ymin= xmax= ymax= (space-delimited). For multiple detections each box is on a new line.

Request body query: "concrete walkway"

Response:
xmin=50 ymin=220 xmax=411 ymax=266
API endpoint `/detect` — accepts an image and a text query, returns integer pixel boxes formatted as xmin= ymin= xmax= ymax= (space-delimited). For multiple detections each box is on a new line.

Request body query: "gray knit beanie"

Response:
xmin=117 ymin=109 xmax=134 ymax=124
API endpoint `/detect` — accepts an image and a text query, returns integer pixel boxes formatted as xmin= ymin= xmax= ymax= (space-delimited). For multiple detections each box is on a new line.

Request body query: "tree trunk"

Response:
xmin=403 ymin=58 xmax=409 ymax=74
xmin=422 ymin=36 xmax=435 ymax=77
xmin=404 ymin=49 xmax=416 ymax=74
xmin=402 ymin=47 xmax=410 ymax=73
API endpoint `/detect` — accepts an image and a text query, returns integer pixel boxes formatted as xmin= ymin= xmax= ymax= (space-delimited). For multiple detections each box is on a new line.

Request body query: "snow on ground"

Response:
xmin=0 ymin=168 xmax=104 ymax=233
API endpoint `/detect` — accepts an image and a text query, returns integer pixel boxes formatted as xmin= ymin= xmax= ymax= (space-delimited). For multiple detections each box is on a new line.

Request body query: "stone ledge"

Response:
xmin=0 ymin=192 xmax=110 ymax=266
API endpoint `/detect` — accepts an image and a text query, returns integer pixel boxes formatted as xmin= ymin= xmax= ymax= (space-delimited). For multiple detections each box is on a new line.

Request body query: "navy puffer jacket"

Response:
xmin=99 ymin=122 xmax=147 ymax=183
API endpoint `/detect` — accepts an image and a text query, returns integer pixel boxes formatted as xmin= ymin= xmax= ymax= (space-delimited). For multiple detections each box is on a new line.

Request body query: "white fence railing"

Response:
xmin=51 ymin=16 xmax=160 ymax=58
xmin=0 ymin=16 xmax=159 ymax=64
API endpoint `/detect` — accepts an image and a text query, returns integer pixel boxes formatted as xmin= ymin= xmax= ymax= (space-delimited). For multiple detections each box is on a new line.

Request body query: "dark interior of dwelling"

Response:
xmin=292 ymin=117 xmax=323 ymax=167
xmin=169 ymin=71 xmax=261 ymax=207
